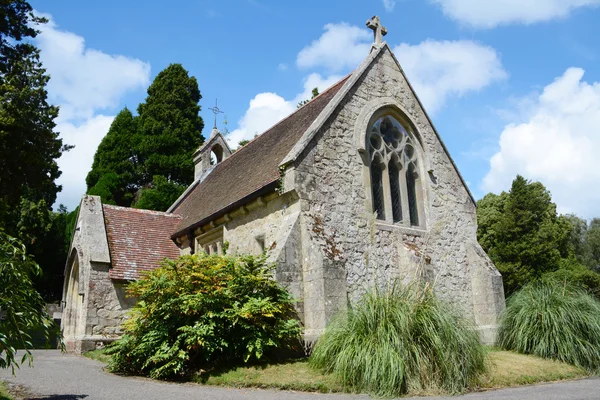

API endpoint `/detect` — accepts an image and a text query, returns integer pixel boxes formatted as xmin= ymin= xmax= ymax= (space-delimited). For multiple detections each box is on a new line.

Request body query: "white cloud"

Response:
xmin=233 ymin=24 xmax=506 ymax=147
xmin=33 ymin=13 xmax=151 ymax=209
xmin=295 ymin=23 xmax=506 ymax=115
xmin=296 ymin=23 xmax=371 ymax=72
xmin=54 ymin=116 xmax=115 ymax=208
xmin=483 ymin=68 xmax=600 ymax=218
xmin=383 ymin=0 xmax=397 ymax=12
xmin=430 ymin=0 xmax=600 ymax=28
xmin=393 ymin=40 xmax=507 ymax=114
xmin=227 ymin=73 xmax=342 ymax=146
xmin=36 ymin=14 xmax=150 ymax=121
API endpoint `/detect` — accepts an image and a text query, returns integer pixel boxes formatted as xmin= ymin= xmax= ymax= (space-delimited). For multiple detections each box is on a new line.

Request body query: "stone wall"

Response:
xmin=181 ymin=192 xmax=306 ymax=324
xmin=62 ymin=196 xmax=136 ymax=353
xmin=291 ymin=46 xmax=505 ymax=342
xmin=84 ymin=263 xmax=135 ymax=348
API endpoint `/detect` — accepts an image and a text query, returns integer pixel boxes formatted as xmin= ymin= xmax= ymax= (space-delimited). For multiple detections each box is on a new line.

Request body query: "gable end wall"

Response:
xmin=292 ymin=47 xmax=505 ymax=342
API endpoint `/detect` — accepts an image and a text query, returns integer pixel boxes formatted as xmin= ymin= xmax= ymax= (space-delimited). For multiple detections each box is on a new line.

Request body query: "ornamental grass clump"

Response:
xmin=107 ymin=253 xmax=301 ymax=379
xmin=309 ymin=284 xmax=486 ymax=397
xmin=497 ymin=280 xmax=600 ymax=373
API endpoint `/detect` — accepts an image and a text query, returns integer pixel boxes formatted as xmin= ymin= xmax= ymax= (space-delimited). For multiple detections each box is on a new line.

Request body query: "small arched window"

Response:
xmin=368 ymin=114 xmax=423 ymax=228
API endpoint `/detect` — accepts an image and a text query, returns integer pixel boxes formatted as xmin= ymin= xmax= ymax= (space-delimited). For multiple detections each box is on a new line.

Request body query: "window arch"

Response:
xmin=368 ymin=113 xmax=424 ymax=228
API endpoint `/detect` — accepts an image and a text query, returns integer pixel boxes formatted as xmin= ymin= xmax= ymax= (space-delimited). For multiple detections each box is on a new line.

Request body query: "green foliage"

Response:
xmin=0 ymin=1 xmax=69 ymax=231
xmin=0 ymin=231 xmax=59 ymax=372
xmin=297 ymin=87 xmax=320 ymax=108
xmin=477 ymin=176 xmax=572 ymax=295
xmin=562 ymin=214 xmax=590 ymax=264
xmin=133 ymin=175 xmax=186 ymax=211
xmin=497 ymin=280 xmax=600 ymax=373
xmin=309 ymin=284 xmax=486 ymax=397
xmin=86 ymin=108 xmax=138 ymax=206
xmin=543 ymin=259 xmax=600 ymax=298
xmin=586 ymin=218 xmax=600 ymax=271
xmin=85 ymin=65 xmax=205 ymax=210
xmin=107 ymin=253 xmax=301 ymax=379
xmin=14 ymin=200 xmax=69 ymax=301
xmin=136 ymin=64 xmax=204 ymax=186
xmin=87 ymin=173 xmax=124 ymax=206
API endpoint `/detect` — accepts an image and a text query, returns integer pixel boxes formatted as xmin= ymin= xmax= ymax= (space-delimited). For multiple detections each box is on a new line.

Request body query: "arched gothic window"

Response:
xmin=368 ymin=114 xmax=423 ymax=227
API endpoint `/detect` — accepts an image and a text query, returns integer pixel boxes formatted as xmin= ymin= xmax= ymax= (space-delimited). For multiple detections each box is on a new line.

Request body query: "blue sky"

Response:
xmin=30 ymin=0 xmax=600 ymax=219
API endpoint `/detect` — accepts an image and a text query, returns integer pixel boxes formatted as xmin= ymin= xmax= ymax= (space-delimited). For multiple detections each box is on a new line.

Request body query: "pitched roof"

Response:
xmin=171 ymin=75 xmax=350 ymax=237
xmin=103 ymin=205 xmax=182 ymax=280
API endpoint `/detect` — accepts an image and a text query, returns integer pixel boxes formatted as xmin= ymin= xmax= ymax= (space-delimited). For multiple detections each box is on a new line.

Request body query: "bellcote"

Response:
xmin=193 ymin=128 xmax=232 ymax=182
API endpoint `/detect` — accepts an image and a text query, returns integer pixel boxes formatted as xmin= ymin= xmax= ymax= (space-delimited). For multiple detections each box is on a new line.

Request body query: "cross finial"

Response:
xmin=366 ymin=15 xmax=387 ymax=46
xmin=208 ymin=99 xmax=224 ymax=129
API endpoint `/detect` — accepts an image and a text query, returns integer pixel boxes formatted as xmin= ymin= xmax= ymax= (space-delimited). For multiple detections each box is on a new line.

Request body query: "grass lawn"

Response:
xmin=0 ymin=381 xmax=13 ymax=400
xmin=84 ymin=348 xmax=589 ymax=394
xmin=84 ymin=348 xmax=112 ymax=364
xmin=479 ymin=350 xmax=587 ymax=389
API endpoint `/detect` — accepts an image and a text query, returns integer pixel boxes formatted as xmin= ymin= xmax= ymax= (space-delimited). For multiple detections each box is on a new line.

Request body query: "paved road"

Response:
xmin=1 ymin=350 xmax=599 ymax=400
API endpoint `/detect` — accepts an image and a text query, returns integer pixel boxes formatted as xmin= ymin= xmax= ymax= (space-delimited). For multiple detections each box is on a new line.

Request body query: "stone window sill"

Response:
xmin=375 ymin=221 xmax=426 ymax=236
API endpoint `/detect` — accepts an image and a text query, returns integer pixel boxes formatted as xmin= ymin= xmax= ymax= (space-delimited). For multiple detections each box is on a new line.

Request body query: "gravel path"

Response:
xmin=1 ymin=350 xmax=599 ymax=400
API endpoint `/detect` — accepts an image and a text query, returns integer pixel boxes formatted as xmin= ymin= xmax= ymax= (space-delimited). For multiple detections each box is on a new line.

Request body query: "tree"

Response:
xmin=0 ymin=231 xmax=57 ymax=372
xmin=562 ymin=214 xmax=591 ymax=265
xmin=587 ymin=218 xmax=600 ymax=271
xmin=86 ymin=108 xmax=138 ymax=206
xmin=477 ymin=176 xmax=571 ymax=295
xmin=134 ymin=175 xmax=185 ymax=212
xmin=135 ymin=64 xmax=204 ymax=187
xmin=0 ymin=1 xmax=69 ymax=233
xmin=297 ymin=87 xmax=319 ymax=108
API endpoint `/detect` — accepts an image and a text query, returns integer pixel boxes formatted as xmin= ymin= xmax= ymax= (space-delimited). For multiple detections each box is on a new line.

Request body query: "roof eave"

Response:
xmin=171 ymin=180 xmax=279 ymax=240
xmin=280 ymin=44 xmax=385 ymax=168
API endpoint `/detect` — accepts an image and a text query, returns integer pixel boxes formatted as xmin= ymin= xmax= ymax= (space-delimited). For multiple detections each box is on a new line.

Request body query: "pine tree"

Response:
xmin=86 ymin=108 xmax=138 ymax=206
xmin=477 ymin=176 xmax=571 ymax=295
xmin=136 ymin=64 xmax=204 ymax=187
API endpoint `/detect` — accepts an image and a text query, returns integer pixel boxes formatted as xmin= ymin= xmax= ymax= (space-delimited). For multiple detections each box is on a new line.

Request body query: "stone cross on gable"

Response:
xmin=366 ymin=15 xmax=387 ymax=45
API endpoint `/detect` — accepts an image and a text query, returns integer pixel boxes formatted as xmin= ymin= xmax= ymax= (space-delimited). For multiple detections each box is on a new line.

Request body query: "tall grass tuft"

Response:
xmin=309 ymin=283 xmax=486 ymax=397
xmin=498 ymin=280 xmax=600 ymax=373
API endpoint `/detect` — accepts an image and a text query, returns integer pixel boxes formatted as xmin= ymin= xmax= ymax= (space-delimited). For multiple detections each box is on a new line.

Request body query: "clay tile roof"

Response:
xmin=103 ymin=205 xmax=182 ymax=280
xmin=172 ymin=75 xmax=350 ymax=237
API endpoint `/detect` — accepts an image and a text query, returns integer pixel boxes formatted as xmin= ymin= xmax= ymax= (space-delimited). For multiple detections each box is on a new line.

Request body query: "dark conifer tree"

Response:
xmin=135 ymin=64 xmax=205 ymax=187
xmin=86 ymin=108 xmax=138 ymax=206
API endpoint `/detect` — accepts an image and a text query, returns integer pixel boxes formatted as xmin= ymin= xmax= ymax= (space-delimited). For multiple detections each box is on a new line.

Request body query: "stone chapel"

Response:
xmin=61 ymin=16 xmax=505 ymax=353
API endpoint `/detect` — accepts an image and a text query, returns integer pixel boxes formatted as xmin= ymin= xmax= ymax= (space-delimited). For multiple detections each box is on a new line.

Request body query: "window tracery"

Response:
xmin=368 ymin=114 xmax=423 ymax=227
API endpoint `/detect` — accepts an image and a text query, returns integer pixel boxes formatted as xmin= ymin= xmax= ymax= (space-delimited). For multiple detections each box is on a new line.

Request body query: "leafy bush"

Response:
xmin=309 ymin=284 xmax=487 ymax=397
xmin=0 ymin=231 xmax=58 ymax=372
xmin=543 ymin=259 xmax=600 ymax=298
xmin=107 ymin=253 xmax=301 ymax=379
xmin=497 ymin=280 xmax=600 ymax=372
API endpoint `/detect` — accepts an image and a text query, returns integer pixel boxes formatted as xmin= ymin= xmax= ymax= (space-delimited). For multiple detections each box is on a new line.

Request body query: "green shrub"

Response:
xmin=107 ymin=253 xmax=301 ymax=379
xmin=309 ymin=284 xmax=486 ymax=397
xmin=543 ymin=259 xmax=600 ymax=299
xmin=0 ymin=231 xmax=59 ymax=372
xmin=497 ymin=280 xmax=600 ymax=372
